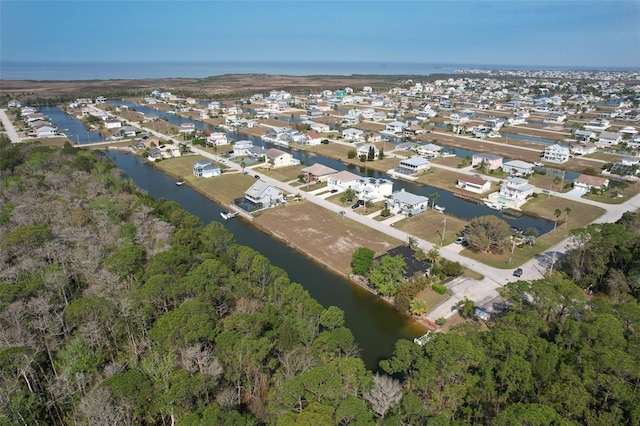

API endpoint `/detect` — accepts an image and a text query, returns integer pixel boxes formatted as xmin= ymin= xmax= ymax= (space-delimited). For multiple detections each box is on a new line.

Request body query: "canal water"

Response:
xmin=48 ymin=102 xmax=556 ymax=234
xmin=40 ymin=106 xmax=106 ymax=143
xmin=104 ymin=150 xmax=424 ymax=370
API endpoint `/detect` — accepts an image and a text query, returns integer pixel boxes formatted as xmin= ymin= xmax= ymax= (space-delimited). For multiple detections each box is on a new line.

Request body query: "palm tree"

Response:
xmin=564 ymin=207 xmax=572 ymax=229
xmin=430 ymin=192 xmax=439 ymax=210
xmin=554 ymin=208 xmax=562 ymax=231
xmin=240 ymin=160 xmax=246 ymax=173
xmin=364 ymin=200 xmax=374 ymax=213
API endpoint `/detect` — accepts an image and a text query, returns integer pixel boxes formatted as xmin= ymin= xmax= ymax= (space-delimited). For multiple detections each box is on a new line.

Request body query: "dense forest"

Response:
xmin=1 ymin=138 xmax=639 ymax=425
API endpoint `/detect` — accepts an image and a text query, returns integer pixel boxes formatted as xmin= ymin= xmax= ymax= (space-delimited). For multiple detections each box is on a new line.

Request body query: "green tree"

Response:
xmin=368 ymin=255 xmax=407 ymax=296
xmin=466 ymin=215 xmax=511 ymax=254
xmin=367 ymin=146 xmax=375 ymax=161
xmin=553 ymin=208 xmax=562 ymax=231
xmin=347 ymin=149 xmax=357 ymax=159
xmin=564 ymin=206 xmax=572 ymax=229
xmin=351 ymin=247 xmax=375 ymax=275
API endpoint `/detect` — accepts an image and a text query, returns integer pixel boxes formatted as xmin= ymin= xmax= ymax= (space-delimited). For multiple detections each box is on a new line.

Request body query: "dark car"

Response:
xmin=254 ymin=174 xmax=260 ymax=179
xmin=351 ymin=200 xmax=364 ymax=209
xmin=513 ymin=268 xmax=523 ymax=277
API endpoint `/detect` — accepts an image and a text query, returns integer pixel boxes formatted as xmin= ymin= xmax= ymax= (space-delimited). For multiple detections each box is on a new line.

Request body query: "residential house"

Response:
xmin=609 ymin=157 xmax=640 ymax=177
xmin=33 ymin=124 xmax=57 ymax=138
xmin=310 ymin=122 xmax=330 ymax=133
xmin=240 ymin=180 xmax=283 ymax=211
xmin=397 ymin=157 xmax=430 ymax=175
xmin=455 ymin=175 xmax=490 ymax=194
xmin=301 ymin=163 xmax=337 ymax=183
xmin=303 ymin=131 xmax=323 ymax=145
xmin=386 ymin=189 xmax=430 ymax=216
xmin=354 ymin=177 xmax=394 ymax=202
xmin=357 ymin=143 xmax=380 ymax=159
xmin=597 ymin=131 xmax=622 ymax=146
xmin=575 ymin=129 xmax=596 ymax=142
xmin=385 ymin=121 xmax=408 ymax=134
xmin=544 ymin=112 xmax=567 ymax=124
xmin=472 ymin=153 xmax=503 ymax=170
xmin=104 ymin=119 xmax=122 ymax=129
xmin=327 ymin=170 xmax=362 ymax=193
xmin=502 ymin=160 xmax=535 ymax=176
xmin=341 ymin=128 xmax=365 ymax=142
xmin=232 ymin=140 xmax=254 ymax=156
xmin=498 ymin=177 xmax=535 ymax=205
xmin=206 ymin=132 xmax=228 ymax=146
xmin=193 ymin=160 xmax=221 ymax=178
xmin=584 ymin=118 xmax=610 ymax=131
xmin=450 ymin=113 xmax=469 ymax=124
xmin=572 ymin=142 xmax=598 ymax=156
xmin=116 ymin=126 xmax=137 ymax=138
xmin=543 ymin=144 xmax=570 ymax=163
xmin=375 ymin=245 xmax=431 ymax=279
xmin=179 ymin=123 xmax=196 ymax=134
xmin=416 ymin=143 xmax=443 ymax=158
xmin=573 ymin=174 xmax=610 ymax=192
xmin=265 ymin=148 xmax=300 ymax=168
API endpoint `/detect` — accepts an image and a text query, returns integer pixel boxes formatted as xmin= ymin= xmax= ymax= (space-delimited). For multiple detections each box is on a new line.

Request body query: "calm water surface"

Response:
xmin=105 ymin=151 xmax=424 ymax=370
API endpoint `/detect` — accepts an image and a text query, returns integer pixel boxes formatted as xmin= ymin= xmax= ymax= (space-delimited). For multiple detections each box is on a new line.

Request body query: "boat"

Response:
xmin=175 ymin=181 xmax=185 ymax=186
xmin=220 ymin=211 xmax=238 ymax=220
xmin=533 ymin=162 xmax=544 ymax=167
xmin=485 ymin=201 xmax=507 ymax=211
xmin=434 ymin=205 xmax=445 ymax=213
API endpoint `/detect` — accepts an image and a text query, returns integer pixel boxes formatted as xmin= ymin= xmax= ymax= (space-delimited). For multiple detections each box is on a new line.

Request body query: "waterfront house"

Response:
xmin=301 ymin=163 xmax=337 ymax=183
xmin=573 ymin=174 xmax=610 ymax=192
xmin=450 ymin=113 xmax=469 ymax=124
xmin=457 ymin=175 xmax=491 ymax=194
xmin=572 ymin=142 xmax=598 ymax=156
xmin=34 ymin=124 xmax=57 ymax=138
xmin=375 ymin=245 xmax=431 ymax=279
xmin=584 ymin=118 xmax=610 ymax=131
xmin=239 ymin=181 xmax=284 ymax=211
xmin=357 ymin=143 xmax=380 ymax=159
xmin=303 ymin=131 xmax=323 ymax=145
xmin=544 ymin=112 xmax=567 ymax=124
xmin=179 ymin=123 xmax=196 ymax=134
xmin=498 ymin=177 xmax=535 ymax=205
xmin=575 ymin=129 xmax=596 ymax=142
xmin=341 ymin=128 xmax=365 ymax=142
xmin=265 ymin=148 xmax=300 ymax=168
xmin=385 ymin=121 xmax=408 ymax=134
xmin=116 ymin=126 xmax=137 ymax=138
xmin=193 ymin=160 xmax=221 ymax=178
xmin=543 ymin=144 xmax=570 ymax=163
xmin=327 ymin=170 xmax=362 ymax=193
xmin=502 ymin=160 xmax=535 ymax=176
xmin=386 ymin=189 xmax=430 ymax=216
xmin=354 ymin=177 xmax=394 ymax=202
xmin=597 ymin=131 xmax=622 ymax=146
xmin=310 ymin=122 xmax=331 ymax=133
xmin=206 ymin=132 xmax=228 ymax=146
xmin=397 ymin=157 xmax=430 ymax=175
xmin=232 ymin=140 xmax=254 ymax=156
xmin=104 ymin=119 xmax=122 ymax=129
xmin=472 ymin=153 xmax=503 ymax=170
xmin=416 ymin=143 xmax=443 ymax=158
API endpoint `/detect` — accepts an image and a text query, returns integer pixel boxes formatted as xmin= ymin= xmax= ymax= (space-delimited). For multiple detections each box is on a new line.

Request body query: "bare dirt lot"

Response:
xmin=253 ymin=201 xmax=400 ymax=276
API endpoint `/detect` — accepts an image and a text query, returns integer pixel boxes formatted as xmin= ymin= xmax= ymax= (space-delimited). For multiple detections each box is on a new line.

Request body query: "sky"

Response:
xmin=1 ymin=0 xmax=639 ymax=69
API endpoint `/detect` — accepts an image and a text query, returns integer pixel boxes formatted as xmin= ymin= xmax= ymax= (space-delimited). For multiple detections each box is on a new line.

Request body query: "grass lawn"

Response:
xmin=306 ymin=143 xmax=355 ymax=160
xmin=255 ymin=165 xmax=305 ymax=182
xmin=393 ymin=212 xmax=468 ymax=246
xmin=584 ymin=181 xmax=640 ymax=204
xmin=154 ymin=155 xmax=254 ymax=206
xmin=461 ymin=196 xmax=606 ymax=269
xmin=520 ymin=194 xmax=605 ymax=224
xmin=431 ymin=156 xmax=468 ymax=168
xmin=528 ymin=174 xmax=573 ymax=193
xmin=415 ymin=287 xmax=449 ymax=313
xmin=415 ymin=168 xmax=494 ymax=195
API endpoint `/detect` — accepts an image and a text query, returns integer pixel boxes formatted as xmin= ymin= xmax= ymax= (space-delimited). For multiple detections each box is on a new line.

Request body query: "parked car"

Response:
xmin=254 ymin=174 xmax=260 ymax=179
xmin=455 ymin=236 xmax=466 ymax=244
xmin=513 ymin=268 xmax=523 ymax=277
xmin=351 ymin=200 xmax=364 ymax=209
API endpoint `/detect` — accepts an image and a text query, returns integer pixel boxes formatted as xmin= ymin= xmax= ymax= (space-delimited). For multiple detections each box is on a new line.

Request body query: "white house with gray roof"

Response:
xmin=397 ymin=157 xmax=430 ymax=175
xmin=242 ymin=180 xmax=283 ymax=210
xmin=386 ymin=189 xmax=430 ymax=216
xmin=502 ymin=160 xmax=535 ymax=176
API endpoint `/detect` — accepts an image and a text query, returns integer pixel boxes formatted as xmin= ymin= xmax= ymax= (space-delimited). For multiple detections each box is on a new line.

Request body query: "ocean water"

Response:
xmin=0 ymin=60 xmax=622 ymax=81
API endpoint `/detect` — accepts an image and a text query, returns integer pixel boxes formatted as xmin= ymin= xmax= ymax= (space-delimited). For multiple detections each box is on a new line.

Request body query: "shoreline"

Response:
xmin=139 ymin=154 xmax=430 ymax=333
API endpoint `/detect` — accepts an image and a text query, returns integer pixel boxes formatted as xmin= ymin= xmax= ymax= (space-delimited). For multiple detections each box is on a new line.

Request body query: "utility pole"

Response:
xmin=441 ymin=217 xmax=447 ymax=246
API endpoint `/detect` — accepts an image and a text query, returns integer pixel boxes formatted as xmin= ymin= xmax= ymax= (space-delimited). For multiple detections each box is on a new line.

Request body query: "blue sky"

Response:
xmin=1 ymin=0 xmax=639 ymax=68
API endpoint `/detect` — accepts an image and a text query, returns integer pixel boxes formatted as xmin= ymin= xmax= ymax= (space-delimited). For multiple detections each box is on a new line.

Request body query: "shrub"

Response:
xmin=441 ymin=260 xmax=463 ymax=277
xmin=321 ymin=139 xmax=329 ymax=144
xmin=432 ymin=283 xmax=447 ymax=294
xmin=347 ymin=149 xmax=357 ymax=159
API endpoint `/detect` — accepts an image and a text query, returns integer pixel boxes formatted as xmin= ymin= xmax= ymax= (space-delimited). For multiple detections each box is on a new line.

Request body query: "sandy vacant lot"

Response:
xmin=254 ymin=201 xmax=400 ymax=276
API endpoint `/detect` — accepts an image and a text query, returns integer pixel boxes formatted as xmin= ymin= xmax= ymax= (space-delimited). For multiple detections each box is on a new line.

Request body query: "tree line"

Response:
xmin=1 ymin=137 xmax=638 ymax=424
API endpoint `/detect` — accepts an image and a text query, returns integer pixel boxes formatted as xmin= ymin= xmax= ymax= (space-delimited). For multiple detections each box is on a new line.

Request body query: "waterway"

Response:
xmin=40 ymin=106 xmax=106 ymax=143
xmin=104 ymin=150 xmax=424 ymax=370
xmin=48 ymin=102 xmax=556 ymax=234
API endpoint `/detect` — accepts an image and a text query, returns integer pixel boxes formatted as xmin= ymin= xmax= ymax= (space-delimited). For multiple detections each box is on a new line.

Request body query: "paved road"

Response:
xmin=0 ymin=109 xmax=22 ymax=143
